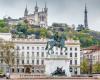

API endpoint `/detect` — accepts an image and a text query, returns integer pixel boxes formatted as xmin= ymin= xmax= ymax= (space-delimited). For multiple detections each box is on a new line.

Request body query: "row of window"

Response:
xmin=17 ymin=59 xmax=44 ymax=65
xmin=12 ymin=68 xmax=44 ymax=73
xmin=70 ymin=52 xmax=78 ymax=57
xmin=17 ymin=52 xmax=78 ymax=57
xmin=17 ymin=46 xmax=78 ymax=51
xmin=69 ymin=67 xmax=78 ymax=74
xmin=17 ymin=46 xmax=45 ymax=50
xmin=70 ymin=60 xmax=77 ymax=65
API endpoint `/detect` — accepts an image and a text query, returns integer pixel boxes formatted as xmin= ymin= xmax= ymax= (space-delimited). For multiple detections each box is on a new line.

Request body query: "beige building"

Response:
xmin=81 ymin=45 xmax=100 ymax=64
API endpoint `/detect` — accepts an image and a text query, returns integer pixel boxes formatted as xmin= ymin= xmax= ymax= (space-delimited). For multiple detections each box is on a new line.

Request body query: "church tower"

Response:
xmin=84 ymin=4 xmax=88 ymax=28
xmin=44 ymin=2 xmax=48 ymax=13
xmin=34 ymin=1 xmax=38 ymax=12
xmin=24 ymin=5 xmax=28 ymax=17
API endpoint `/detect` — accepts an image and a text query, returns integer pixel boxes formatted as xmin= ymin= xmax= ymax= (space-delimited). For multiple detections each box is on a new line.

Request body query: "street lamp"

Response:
xmin=16 ymin=47 xmax=20 ymax=73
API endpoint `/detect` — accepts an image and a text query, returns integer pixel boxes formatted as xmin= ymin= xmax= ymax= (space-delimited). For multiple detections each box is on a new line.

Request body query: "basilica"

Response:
xmin=4 ymin=2 xmax=48 ymax=28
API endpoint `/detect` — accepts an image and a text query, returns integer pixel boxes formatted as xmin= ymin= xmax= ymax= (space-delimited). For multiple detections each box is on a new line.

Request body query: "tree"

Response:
xmin=40 ymin=27 xmax=47 ymax=38
xmin=93 ymin=62 xmax=100 ymax=73
xmin=0 ymin=20 xmax=7 ymax=28
xmin=80 ymin=58 xmax=89 ymax=74
xmin=27 ymin=28 xmax=34 ymax=35
xmin=0 ymin=41 xmax=15 ymax=73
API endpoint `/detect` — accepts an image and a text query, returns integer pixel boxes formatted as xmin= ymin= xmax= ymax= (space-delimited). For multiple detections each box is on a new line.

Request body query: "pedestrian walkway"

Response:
xmin=9 ymin=73 xmax=100 ymax=80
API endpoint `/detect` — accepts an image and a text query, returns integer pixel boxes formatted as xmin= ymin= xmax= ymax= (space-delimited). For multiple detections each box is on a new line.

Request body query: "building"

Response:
xmin=81 ymin=45 xmax=100 ymax=64
xmin=4 ymin=2 xmax=48 ymax=28
xmin=0 ymin=36 xmax=80 ymax=76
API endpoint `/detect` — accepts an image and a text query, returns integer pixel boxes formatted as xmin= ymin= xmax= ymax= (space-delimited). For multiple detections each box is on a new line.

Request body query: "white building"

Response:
xmin=0 ymin=36 xmax=80 ymax=76
xmin=9 ymin=39 xmax=80 ymax=76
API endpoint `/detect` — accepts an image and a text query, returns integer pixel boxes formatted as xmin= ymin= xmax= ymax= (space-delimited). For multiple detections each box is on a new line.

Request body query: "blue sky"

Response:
xmin=0 ymin=0 xmax=100 ymax=31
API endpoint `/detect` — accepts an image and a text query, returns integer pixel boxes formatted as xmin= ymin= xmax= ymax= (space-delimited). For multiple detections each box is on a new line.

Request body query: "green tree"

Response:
xmin=27 ymin=28 xmax=34 ymax=35
xmin=93 ymin=62 xmax=100 ymax=73
xmin=81 ymin=58 xmax=89 ymax=74
xmin=0 ymin=20 xmax=6 ymax=28
xmin=40 ymin=27 xmax=47 ymax=38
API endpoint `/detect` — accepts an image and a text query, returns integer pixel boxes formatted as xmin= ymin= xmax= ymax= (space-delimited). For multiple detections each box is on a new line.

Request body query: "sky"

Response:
xmin=0 ymin=0 xmax=100 ymax=31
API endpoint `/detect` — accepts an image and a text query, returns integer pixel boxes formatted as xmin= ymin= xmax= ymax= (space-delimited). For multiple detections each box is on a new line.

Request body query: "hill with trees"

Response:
xmin=0 ymin=19 xmax=100 ymax=48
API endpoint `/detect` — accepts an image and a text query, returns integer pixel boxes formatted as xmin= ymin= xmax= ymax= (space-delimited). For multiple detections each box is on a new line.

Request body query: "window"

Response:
xmin=22 ymin=60 xmax=24 ymax=64
xmin=37 ymin=52 xmax=39 ymax=57
xmin=32 ymin=70 xmax=34 ymax=73
xmin=22 ymin=46 xmax=24 ymax=49
xmin=27 ymin=52 xmax=29 ymax=58
xmin=70 ymin=60 xmax=72 ymax=65
xmin=1 ymin=59 xmax=3 ymax=63
xmin=37 ymin=47 xmax=39 ymax=50
xmin=75 ymin=60 xmax=77 ymax=65
xmin=32 ymin=60 xmax=34 ymax=64
xmin=37 ymin=60 xmax=39 ymax=65
xmin=27 ymin=46 xmax=29 ymax=50
xmin=22 ymin=52 xmax=24 ymax=57
xmin=41 ymin=60 xmax=44 ymax=65
xmin=32 ymin=52 xmax=34 ymax=57
xmin=70 ymin=47 xmax=72 ymax=51
xmin=12 ymin=68 xmax=14 ymax=73
xmin=74 ymin=68 xmax=77 ymax=74
xmin=75 ymin=48 xmax=77 ymax=51
xmin=65 ymin=53 xmax=67 ymax=55
xmin=41 ymin=52 xmax=44 ymax=57
xmin=27 ymin=60 xmax=29 ymax=64
xmin=60 ymin=52 xmax=63 ymax=55
xmin=17 ymin=59 xmax=19 ymax=64
xmin=70 ymin=53 xmax=72 ymax=57
xmin=32 ymin=47 xmax=34 ymax=50
xmin=75 ymin=53 xmax=77 ymax=57
xmin=17 ymin=46 xmax=20 ymax=50
xmin=70 ymin=67 xmax=72 ymax=72
xmin=42 ymin=47 xmax=44 ymax=50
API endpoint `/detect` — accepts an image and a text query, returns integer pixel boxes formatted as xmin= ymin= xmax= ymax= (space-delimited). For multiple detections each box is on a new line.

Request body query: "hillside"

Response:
xmin=0 ymin=20 xmax=100 ymax=48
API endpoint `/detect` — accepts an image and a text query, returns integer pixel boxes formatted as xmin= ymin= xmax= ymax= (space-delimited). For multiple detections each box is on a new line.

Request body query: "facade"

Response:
xmin=81 ymin=45 xmax=100 ymax=64
xmin=0 ymin=33 xmax=80 ymax=76
xmin=11 ymin=39 xmax=80 ymax=76
xmin=4 ymin=2 xmax=48 ymax=28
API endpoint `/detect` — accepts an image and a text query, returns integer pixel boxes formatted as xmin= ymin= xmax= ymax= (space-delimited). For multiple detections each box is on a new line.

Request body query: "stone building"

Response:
xmin=4 ymin=2 xmax=48 ymax=28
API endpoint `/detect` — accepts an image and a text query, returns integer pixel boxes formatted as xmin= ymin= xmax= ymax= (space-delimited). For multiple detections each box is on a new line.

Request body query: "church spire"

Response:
xmin=44 ymin=2 xmax=48 ymax=13
xmin=24 ymin=4 xmax=28 ymax=16
xmin=35 ymin=1 xmax=38 ymax=12
xmin=84 ymin=3 xmax=88 ymax=28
